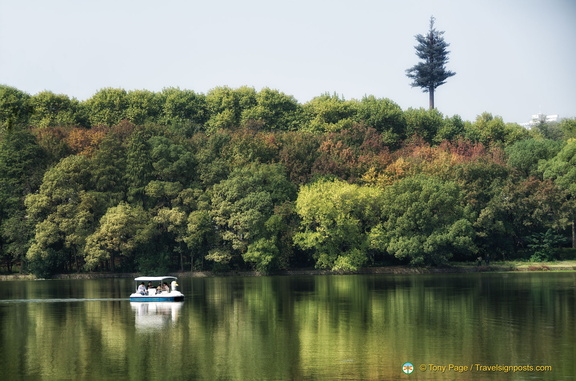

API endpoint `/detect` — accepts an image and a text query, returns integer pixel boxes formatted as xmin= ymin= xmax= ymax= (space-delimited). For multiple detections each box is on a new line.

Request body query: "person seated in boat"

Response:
xmin=162 ymin=282 xmax=170 ymax=293
xmin=137 ymin=282 xmax=148 ymax=295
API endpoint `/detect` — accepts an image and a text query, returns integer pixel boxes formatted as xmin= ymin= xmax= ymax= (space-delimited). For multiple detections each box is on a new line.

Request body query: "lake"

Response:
xmin=0 ymin=272 xmax=574 ymax=380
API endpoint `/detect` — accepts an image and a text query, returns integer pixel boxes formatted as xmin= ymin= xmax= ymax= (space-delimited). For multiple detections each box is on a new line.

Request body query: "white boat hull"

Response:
xmin=130 ymin=276 xmax=184 ymax=302
xmin=129 ymin=291 xmax=184 ymax=302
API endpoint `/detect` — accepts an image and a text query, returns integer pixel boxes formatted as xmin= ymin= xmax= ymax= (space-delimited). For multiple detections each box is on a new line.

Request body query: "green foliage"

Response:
xmin=145 ymin=181 xmax=184 ymax=207
xmin=125 ymin=89 xmax=163 ymax=125
xmin=90 ymin=133 xmax=127 ymax=197
xmin=503 ymin=122 xmax=531 ymax=144
xmin=160 ymin=87 xmax=207 ymax=131
xmin=222 ymin=129 xmax=278 ymax=167
xmin=206 ymin=86 xmax=257 ymax=130
xmin=434 ymin=114 xmax=465 ymax=143
xmin=205 ymin=248 xmax=233 ymax=271
xmin=0 ymin=213 xmax=34 ymax=272
xmin=505 ymin=138 xmax=562 ymax=177
xmin=445 ymin=158 xmax=512 ymax=257
xmin=244 ymin=238 xmax=279 ymax=273
xmin=0 ymin=85 xmax=30 ymax=130
xmin=29 ymin=91 xmax=80 ymax=128
xmin=357 ymin=96 xmax=406 ymax=144
xmin=0 ymin=129 xmax=46 ymax=212
xmin=241 ymin=88 xmax=302 ymax=131
xmin=460 ymin=113 xmax=530 ymax=146
xmin=406 ymin=17 xmax=455 ymax=109
xmin=125 ymin=129 xmax=154 ymax=204
xmin=527 ymin=229 xmax=567 ymax=262
xmin=24 ymin=155 xmax=99 ymax=276
xmin=539 ymin=139 xmax=576 ymax=247
xmin=84 ymin=88 xmax=128 ymax=126
xmin=404 ymin=108 xmax=444 ymax=143
xmin=2 ymin=84 xmax=576 ymax=275
xmin=184 ymin=209 xmax=214 ymax=270
xmin=464 ymin=113 xmax=510 ymax=145
xmin=27 ymin=246 xmax=68 ymax=279
xmin=479 ymin=177 xmax=569 ymax=252
xmin=148 ymin=135 xmax=196 ymax=184
xmin=210 ymin=163 xmax=296 ymax=269
xmin=295 ymin=179 xmax=384 ymax=271
xmin=84 ymin=203 xmax=151 ymax=271
xmin=25 ymin=155 xmax=92 ymax=217
xmin=303 ymin=93 xmax=358 ymax=132
xmin=194 ymin=131 xmax=232 ymax=187
xmin=559 ymin=118 xmax=576 ymax=140
xmin=539 ymin=139 xmax=576 ymax=193
xmin=370 ymin=175 xmax=476 ymax=265
xmin=531 ymin=118 xmax=564 ymax=141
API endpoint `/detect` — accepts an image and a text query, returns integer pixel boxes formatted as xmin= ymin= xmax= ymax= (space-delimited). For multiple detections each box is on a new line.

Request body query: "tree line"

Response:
xmin=1 ymin=84 xmax=575 ymax=277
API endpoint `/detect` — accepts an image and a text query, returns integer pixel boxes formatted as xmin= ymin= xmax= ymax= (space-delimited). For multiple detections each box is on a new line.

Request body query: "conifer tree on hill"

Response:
xmin=406 ymin=16 xmax=456 ymax=110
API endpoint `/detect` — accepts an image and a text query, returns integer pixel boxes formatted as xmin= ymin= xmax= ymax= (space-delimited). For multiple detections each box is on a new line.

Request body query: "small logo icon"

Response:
xmin=403 ymin=362 xmax=414 ymax=374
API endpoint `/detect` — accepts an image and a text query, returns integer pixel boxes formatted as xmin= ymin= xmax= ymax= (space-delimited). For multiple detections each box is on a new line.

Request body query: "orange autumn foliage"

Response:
xmin=65 ymin=126 xmax=108 ymax=156
xmin=363 ymin=138 xmax=506 ymax=188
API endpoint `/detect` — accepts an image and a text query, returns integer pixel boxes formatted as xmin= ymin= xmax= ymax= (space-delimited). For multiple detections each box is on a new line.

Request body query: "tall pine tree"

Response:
xmin=406 ymin=17 xmax=455 ymax=110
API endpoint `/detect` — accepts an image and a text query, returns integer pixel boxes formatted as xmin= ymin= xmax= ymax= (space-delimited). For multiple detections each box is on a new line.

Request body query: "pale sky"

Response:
xmin=0 ymin=0 xmax=574 ymax=124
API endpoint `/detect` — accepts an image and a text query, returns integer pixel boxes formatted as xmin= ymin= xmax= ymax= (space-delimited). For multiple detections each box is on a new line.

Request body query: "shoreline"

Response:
xmin=1 ymin=261 xmax=575 ymax=281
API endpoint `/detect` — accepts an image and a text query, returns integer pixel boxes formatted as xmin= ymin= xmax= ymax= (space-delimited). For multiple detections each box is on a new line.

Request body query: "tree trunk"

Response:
xmin=429 ymin=87 xmax=435 ymax=110
xmin=572 ymin=221 xmax=576 ymax=249
xmin=110 ymin=253 xmax=115 ymax=272
xmin=74 ymin=249 xmax=80 ymax=272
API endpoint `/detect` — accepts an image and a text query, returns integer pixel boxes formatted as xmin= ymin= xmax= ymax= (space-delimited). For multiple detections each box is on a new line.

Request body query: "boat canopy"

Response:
xmin=134 ymin=276 xmax=178 ymax=282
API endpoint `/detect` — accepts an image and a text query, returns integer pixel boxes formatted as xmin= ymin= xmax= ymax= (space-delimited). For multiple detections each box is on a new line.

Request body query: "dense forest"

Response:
xmin=1 ymin=85 xmax=575 ymax=277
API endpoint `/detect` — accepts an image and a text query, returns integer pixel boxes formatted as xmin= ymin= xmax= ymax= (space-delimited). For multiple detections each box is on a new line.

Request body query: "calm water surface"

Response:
xmin=0 ymin=273 xmax=574 ymax=380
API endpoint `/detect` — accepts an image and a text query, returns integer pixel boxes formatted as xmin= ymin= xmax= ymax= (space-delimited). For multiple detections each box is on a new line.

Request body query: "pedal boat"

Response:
xmin=129 ymin=276 xmax=184 ymax=302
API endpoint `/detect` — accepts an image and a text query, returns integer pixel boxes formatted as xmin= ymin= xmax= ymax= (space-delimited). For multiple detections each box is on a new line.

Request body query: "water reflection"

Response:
xmin=0 ymin=273 xmax=574 ymax=380
xmin=130 ymin=302 xmax=183 ymax=330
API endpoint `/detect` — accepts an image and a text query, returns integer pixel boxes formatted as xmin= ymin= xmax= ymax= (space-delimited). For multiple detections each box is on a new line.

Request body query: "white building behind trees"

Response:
xmin=520 ymin=113 xmax=560 ymax=128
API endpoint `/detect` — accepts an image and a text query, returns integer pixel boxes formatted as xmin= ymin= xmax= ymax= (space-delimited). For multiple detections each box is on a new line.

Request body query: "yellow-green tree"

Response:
xmin=84 ymin=202 xmax=151 ymax=271
xmin=294 ymin=179 xmax=384 ymax=271
xmin=25 ymin=155 xmax=95 ymax=277
xmin=28 ymin=91 xmax=81 ymax=128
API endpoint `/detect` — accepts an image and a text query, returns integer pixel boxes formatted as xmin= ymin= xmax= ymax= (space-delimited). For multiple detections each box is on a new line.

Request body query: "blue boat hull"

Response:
xmin=130 ymin=295 xmax=184 ymax=302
